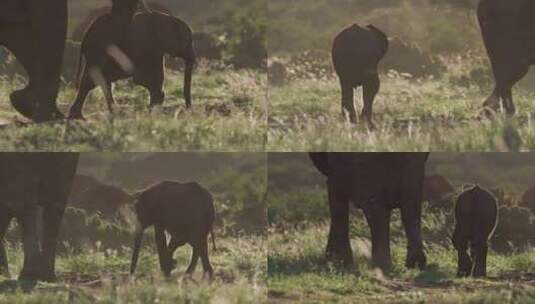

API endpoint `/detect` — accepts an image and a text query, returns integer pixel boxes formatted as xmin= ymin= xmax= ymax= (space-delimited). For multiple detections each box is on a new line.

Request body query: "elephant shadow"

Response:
xmin=0 ymin=279 xmax=38 ymax=293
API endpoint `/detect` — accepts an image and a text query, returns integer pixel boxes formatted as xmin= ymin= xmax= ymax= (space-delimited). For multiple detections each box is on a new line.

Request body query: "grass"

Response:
xmin=0 ymin=233 xmax=267 ymax=304
xmin=268 ymin=223 xmax=535 ymax=304
xmin=267 ymin=68 xmax=535 ymax=152
xmin=0 ymin=66 xmax=267 ymax=152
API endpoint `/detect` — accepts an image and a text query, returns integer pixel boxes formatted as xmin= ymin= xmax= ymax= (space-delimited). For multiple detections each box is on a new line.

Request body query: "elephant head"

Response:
xmin=153 ymin=14 xmax=196 ymax=108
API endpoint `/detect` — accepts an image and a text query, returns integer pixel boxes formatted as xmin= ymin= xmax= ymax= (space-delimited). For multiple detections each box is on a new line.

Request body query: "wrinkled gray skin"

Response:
xmin=453 ymin=185 xmax=497 ymax=277
xmin=0 ymin=153 xmax=79 ymax=281
xmin=332 ymin=24 xmax=388 ymax=126
xmin=130 ymin=181 xmax=215 ymax=279
xmin=69 ymin=10 xmax=195 ymax=119
xmin=478 ymin=0 xmax=535 ymax=116
xmin=310 ymin=153 xmax=428 ymax=272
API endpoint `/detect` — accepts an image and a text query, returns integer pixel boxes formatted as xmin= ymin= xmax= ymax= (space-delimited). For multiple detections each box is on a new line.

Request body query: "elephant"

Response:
xmin=478 ymin=0 xmax=535 ymax=116
xmin=452 ymin=185 xmax=497 ymax=277
xmin=130 ymin=181 xmax=215 ymax=279
xmin=309 ymin=152 xmax=429 ymax=272
xmin=69 ymin=10 xmax=195 ymax=119
xmin=0 ymin=0 xmax=68 ymax=122
xmin=0 ymin=153 xmax=79 ymax=281
xmin=331 ymin=24 xmax=389 ymax=125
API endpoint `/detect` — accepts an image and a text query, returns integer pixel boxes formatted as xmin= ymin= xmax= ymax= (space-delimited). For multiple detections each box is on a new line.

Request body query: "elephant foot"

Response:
xmin=18 ymin=268 xmax=42 ymax=282
xmin=326 ymin=248 xmax=354 ymax=269
xmin=68 ymin=110 xmax=86 ymax=121
xmin=10 ymin=90 xmax=36 ymax=120
xmin=10 ymin=90 xmax=65 ymax=122
xmin=472 ymin=267 xmax=486 ymax=278
xmin=405 ymin=250 xmax=426 ymax=270
xmin=33 ymin=107 xmax=65 ymax=123
xmin=37 ymin=271 xmax=58 ymax=283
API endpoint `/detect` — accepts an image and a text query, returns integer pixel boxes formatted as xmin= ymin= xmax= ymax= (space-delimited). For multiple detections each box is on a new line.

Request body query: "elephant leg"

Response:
xmin=69 ymin=66 xmax=96 ymax=120
xmin=154 ymin=225 xmax=172 ymax=277
xmin=500 ymin=64 xmax=529 ymax=116
xmin=184 ymin=244 xmax=199 ymax=277
xmin=134 ymin=63 xmax=165 ymax=107
xmin=400 ymin=202 xmax=426 ymax=270
xmin=340 ymin=81 xmax=356 ymax=123
xmin=326 ymin=181 xmax=353 ymax=268
xmin=0 ymin=211 xmax=12 ymax=277
xmin=25 ymin=0 xmax=68 ymax=122
xmin=452 ymin=230 xmax=471 ymax=277
xmin=167 ymin=236 xmax=185 ymax=270
xmin=199 ymin=237 xmax=214 ymax=280
xmin=364 ymin=206 xmax=392 ymax=272
xmin=102 ymin=80 xmax=116 ymax=115
xmin=361 ymin=75 xmax=379 ymax=129
xmin=471 ymin=239 xmax=489 ymax=277
xmin=39 ymin=205 xmax=65 ymax=282
xmin=148 ymin=65 xmax=165 ymax=107
xmin=483 ymin=86 xmax=500 ymax=113
xmin=3 ymin=29 xmax=38 ymax=120
xmin=18 ymin=209 xmax=41 ymax=281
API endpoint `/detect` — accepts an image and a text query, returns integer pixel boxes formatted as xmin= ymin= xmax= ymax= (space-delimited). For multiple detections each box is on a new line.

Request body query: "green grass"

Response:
xmin=267 ymin=70 xmax=535 ymax=152
xmin=0 ymin=234 xmax=267 ymax=304
xmin=268 ymin=223 xmax=535 ymax=303
xmin=0 ymin=67 xmax=267 ymax=151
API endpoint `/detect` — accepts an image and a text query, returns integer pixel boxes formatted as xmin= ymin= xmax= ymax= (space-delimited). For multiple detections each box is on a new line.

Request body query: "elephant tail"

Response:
xmin=130 ymin=227 xmax=144 ymax=275
xmin=210 ymin=228 xmax=217 ymax=252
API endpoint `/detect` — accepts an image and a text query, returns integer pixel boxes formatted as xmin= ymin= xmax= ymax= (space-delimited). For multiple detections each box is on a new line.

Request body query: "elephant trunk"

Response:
xmin=130 ymin=228 xmax=144 ymax=275
xmin=183 ymin=56 xmax=194 ymax=108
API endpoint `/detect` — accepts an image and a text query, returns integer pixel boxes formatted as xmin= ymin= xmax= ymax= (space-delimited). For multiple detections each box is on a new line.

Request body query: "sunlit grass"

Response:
xmin=0 ymin=234 xmax=267 ymax=304
xmin=268 ymin=70 xmax=535 ymax=152
xmin=268 ymin=223 xmax=535 ymax=304
xmin=0 ymin=68 xmax=267 ymax=152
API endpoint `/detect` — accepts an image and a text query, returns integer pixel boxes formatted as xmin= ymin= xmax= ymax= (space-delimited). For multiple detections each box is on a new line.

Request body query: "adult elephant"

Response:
xmin=478 ymin=0 xmax=535 ymax=116
xmin=0 ymin=153 xmax=79 ymax=281
xmin=0 ymin=0 xmax=68 ymax=122
xmin=309 ymin=153 xmax=429 ymax=272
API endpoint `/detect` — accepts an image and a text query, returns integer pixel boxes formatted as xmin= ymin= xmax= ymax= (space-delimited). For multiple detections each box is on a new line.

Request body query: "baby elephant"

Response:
xmin=70 ymin=10 xmax=195 ymax=119
xmin=130 ymin=181 xmax=215 ymax=279
xmin=452 ymin=185 xmax=498 ymax=277
xmin=332 ymin=24 xmax=389 ymax=126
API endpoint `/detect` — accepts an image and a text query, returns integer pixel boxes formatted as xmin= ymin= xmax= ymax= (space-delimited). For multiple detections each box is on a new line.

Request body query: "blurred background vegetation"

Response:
xmin=267 ymin=0 xmax=535 ymax=91
xmin=268 ymin=153 xmax=535 ymax=253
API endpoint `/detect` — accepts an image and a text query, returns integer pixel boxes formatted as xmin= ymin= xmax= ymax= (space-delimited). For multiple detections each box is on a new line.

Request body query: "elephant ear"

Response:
xmin=367 ymin=25 xmax=389 ymax=59
xmin=309 ymin=153 xmax=329 ymax=176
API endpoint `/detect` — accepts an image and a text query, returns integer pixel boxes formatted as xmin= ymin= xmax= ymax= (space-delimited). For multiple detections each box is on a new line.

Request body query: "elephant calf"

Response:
xmin=130 ymin=181 xmax=215 ymax=279
xmin=69 ymin=9 xmax=195 ymax=119
xmin=452 ymin=185 xmax=498 ymax=277
xmin=332 ymin=24 xmax=389 ymax=125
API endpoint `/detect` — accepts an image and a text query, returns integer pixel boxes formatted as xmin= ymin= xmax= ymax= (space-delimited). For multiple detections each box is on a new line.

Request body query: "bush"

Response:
xmin=225 ymin=11 xmax=267 ymax=69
